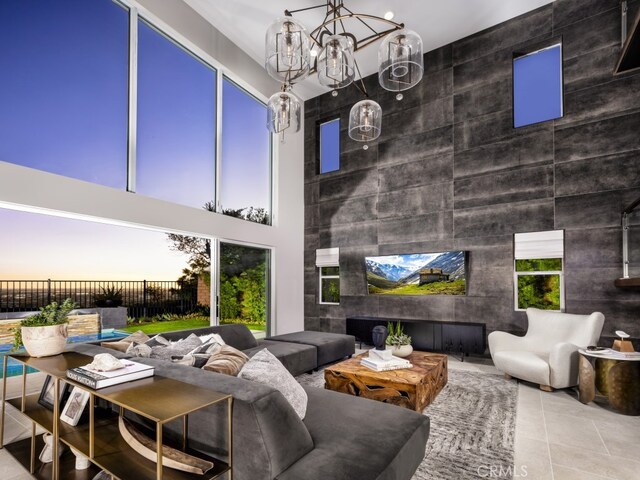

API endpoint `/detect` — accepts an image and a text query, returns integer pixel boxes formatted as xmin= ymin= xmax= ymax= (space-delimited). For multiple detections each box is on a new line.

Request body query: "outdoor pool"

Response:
xmin=0 ymin=330 xmax=128 ymax=378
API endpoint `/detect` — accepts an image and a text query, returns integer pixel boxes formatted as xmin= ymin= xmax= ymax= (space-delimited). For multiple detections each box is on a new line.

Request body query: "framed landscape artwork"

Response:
xmin=365 ymin=251 xmax=467 ymax=296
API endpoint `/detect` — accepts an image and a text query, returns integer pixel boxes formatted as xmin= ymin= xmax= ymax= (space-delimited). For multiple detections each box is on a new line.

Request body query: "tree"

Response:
xmin=166 ymin=202 xmax=215 ymax=278
xmin=166 ymin=202 xmax=269 ymax=278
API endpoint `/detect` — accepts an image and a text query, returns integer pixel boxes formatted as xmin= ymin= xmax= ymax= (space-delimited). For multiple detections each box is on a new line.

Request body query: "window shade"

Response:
xmin=514 ymin=230 xmax=564 ymax=259
xmin=315 ymin=247 xmax=339 ymax=267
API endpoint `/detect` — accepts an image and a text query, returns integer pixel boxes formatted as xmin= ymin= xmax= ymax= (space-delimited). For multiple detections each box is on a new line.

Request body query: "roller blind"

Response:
xmin=514 ymin=230 xmax=564 ymax=259
xmin=315 ymin=247 xmax=339 ymax=267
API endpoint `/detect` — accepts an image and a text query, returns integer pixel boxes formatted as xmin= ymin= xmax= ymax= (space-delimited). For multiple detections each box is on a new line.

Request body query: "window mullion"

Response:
xmin=127 ymin=6 xmax=138 ymax=193
xmin=215 ymin=70 xmax=223 ymax=213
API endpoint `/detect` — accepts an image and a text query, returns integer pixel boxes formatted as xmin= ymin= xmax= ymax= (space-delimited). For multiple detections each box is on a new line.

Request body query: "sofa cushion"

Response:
xmin=158 ymin=325 xmax=258 ymax=351
xmin=131 ymin=355 xmax=314 ymax=480
xmin=268 ymin=331 xmax=355 ymax=366
xmin=244 ymin=340 xmax=317 ymax=377
xmin=202 ymin=345 xmax=249 ymax=375
xmin=67 ymin=342 xmax=132 ymax=359
xmin=239 ymin=349 xmax=308 ymax=419
xmin=276 ymin=386 xmax=430 ymax=480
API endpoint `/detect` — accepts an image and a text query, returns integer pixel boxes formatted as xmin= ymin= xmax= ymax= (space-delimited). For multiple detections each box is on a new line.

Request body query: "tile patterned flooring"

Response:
xmin=1 ymin=359 xmax=639 ymax=480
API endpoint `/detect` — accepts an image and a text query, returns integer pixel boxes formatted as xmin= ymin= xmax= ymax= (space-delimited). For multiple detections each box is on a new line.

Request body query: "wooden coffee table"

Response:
xmin=324 ymin=351 xmax=447 ymax=411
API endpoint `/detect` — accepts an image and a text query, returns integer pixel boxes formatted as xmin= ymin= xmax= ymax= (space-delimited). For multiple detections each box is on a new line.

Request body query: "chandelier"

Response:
xmin=265 ymin=1 xmax=424 ymax=146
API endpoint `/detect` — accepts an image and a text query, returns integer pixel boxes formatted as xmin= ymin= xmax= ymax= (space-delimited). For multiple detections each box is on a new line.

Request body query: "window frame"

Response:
xmin=512 ymin=42 xmax=564 ymax=129
xmin=319 ymin=118 xmax=340 ymax=174
xmin=319 ymin=266 xmax=340 ymax=305
xmin=127 ymin=1 xmax=275 ymax=221
xmin=218 ymin=75 xmax=274 ymax=225
xmin=513 ymin=258 xmax=565 ymax=312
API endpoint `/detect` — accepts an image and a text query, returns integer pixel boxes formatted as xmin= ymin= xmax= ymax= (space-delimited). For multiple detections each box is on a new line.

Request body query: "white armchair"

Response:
xmin=489 ymin=308 xmax=605 ymax=391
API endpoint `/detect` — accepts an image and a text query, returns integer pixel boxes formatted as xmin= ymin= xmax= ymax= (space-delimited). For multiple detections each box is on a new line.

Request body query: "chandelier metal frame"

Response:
xmin=284 ymin=0 xmax=405 ymax=96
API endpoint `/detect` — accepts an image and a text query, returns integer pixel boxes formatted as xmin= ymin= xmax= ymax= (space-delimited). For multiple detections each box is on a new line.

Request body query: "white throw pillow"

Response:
xmin=199 ymin=333 xmax=226 ymax=345
xmin=238 ymin=349 xmax=308 ymax=419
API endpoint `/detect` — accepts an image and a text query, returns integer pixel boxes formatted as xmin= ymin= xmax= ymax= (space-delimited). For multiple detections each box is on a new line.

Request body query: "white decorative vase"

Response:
xmin=21 ymin=323 xmax=68 ymax=357
xmin=391 ymin=344 xmax=413 ymax=358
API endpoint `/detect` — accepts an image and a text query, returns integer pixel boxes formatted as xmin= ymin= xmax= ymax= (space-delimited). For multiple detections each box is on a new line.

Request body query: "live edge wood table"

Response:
xmin=0 ymin=352 xmax=233 ymax=480
xmin=324 ymin=351 xmax=448 ymax=412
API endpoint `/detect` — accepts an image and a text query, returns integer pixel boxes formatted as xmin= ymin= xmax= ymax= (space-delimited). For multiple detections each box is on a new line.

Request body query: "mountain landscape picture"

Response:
xmin=365 ymin=251 xmax=467 ymax=296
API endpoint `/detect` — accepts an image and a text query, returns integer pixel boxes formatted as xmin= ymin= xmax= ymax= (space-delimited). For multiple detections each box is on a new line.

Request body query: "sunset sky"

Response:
xmin=0 ymin=208 xmax=191 ymax=281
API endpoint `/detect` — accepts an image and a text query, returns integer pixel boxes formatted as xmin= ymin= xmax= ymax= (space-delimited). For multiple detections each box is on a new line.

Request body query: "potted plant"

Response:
xmin=13 ymin=298 xmax=77 ymax=357
xmin=94 ymin=285 xmax=123 ymax=308
xmin=386 ymin=321 xmax=413 ymax=358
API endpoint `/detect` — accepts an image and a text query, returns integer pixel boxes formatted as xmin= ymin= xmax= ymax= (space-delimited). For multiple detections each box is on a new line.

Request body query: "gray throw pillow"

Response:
xmin=126 ymin=334 xmax=171 ymax=358
xmin=238 ymin=349 xmax=308 ymax=419
xmin=150 ymin=334 xmax=203 ymax=361
xmin=171 ymin=338 xmax=225 ymax=367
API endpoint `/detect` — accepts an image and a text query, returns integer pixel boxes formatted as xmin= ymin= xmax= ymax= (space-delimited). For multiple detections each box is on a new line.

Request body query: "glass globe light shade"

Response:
xmin=265 ymin=17 xmax=311 ymax=84
xmin=266 ymin=91 xmax=301 ymax=135
xmin=348 ymin=99 xmax=382 ymax=142
xmin=318 ymin=35 xmax=355 ymax=89
xmin=378 ymin=29 xmax=424 ymax=92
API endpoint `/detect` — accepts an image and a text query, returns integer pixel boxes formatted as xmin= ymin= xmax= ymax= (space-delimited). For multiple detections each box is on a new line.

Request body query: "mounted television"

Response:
xmin=365 ymin=251 xmax=467 ymax=296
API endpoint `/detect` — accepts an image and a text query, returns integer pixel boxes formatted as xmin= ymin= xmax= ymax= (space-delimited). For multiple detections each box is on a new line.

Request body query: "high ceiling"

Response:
xmin=184 ymin=0 xmax=555 ymax=99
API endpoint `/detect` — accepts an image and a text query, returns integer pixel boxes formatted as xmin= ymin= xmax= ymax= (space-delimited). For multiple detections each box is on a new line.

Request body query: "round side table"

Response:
xmin=578 ymin=349 xmax=640 ymax=416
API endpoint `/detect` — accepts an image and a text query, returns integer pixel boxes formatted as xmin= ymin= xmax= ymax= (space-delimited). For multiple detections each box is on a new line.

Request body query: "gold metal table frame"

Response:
xmin=1 ymin=352 xmax=233 ymax=480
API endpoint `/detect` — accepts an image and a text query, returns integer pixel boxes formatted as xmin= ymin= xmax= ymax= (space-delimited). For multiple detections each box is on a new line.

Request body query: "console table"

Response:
xmin=1 ymin=352 xmax=233 ymax=479
xmin=346 ymin=316 xmax=486 ymax=360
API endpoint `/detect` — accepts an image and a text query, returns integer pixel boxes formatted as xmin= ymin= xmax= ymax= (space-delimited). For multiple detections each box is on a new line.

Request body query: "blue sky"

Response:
xmin=0 ymin=0 xmax=270 ymax=279
xmin=367 ymin=254 xmax=440 ymax=271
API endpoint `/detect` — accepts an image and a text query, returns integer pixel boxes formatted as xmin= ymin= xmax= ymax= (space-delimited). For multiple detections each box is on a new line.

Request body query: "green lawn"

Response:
xmin=122 ymin=317 xmax=266 ymax=335
xmin=122 ymin=317 xmax=210 ymax=335
xmin=369 ymin=279 xmax=466 ymax=295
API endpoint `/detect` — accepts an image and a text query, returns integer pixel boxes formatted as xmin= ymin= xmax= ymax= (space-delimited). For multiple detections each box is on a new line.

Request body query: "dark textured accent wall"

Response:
xmin=303 ymin=0 xmax=640 ymax=343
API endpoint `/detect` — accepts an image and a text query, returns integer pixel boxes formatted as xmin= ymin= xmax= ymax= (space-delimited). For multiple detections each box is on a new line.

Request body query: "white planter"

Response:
xmin=21 ymin=323 xmax=68 ymax=357
xmin=390 ymin=344 xmax=413 ymax=358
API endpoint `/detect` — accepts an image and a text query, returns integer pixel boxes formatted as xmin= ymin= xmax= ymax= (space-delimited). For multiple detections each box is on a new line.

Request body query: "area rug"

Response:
xmin=297 ymin=367 xmax=518 ymax=480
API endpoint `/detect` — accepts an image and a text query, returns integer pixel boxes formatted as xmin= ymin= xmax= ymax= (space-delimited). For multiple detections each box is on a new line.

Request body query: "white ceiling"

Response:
xmin=184 ymin=0 xmax=555 ymax=99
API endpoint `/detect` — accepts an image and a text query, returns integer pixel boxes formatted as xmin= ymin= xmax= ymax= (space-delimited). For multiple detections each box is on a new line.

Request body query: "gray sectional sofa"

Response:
xmin=69 ymin=324 xmax=430 ymax=480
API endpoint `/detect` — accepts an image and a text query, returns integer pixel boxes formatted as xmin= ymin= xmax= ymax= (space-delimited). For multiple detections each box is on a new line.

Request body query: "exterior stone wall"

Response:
xmin=0 ymin=313 xmax=100 ymax=345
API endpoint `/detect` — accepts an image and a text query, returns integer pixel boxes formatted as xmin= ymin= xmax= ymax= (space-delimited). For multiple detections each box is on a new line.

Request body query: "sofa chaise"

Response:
xmin=69 ymin=324 xmax=430 ymax=480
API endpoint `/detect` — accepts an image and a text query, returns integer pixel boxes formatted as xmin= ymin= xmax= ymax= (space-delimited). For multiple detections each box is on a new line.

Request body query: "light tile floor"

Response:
xmin=1 ymin=359 xmax=639 ymax=480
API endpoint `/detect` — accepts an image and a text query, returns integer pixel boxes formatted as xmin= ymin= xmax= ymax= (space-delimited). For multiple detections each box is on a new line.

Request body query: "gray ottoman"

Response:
xmin=268 ymin=331 xmax=355 ymax=367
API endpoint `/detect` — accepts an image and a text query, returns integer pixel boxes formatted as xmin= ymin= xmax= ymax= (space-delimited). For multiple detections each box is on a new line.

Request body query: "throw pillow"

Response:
xmin=238 ymin=349 xmax=307 ymax=419
xmin=101 ymin=330 xmax=149 ymax=353
xmin=126 ymin=334 xmax=171 ymax=358
xmin=150 ymin=334 xmax=202 ymax=361
xmin=171 ymin=338 xmax=225 ymax=368
xmin=202 ymin=345 xmax=249 ymax=376
xmin=199 ymin=333 xmax=226 ymax=345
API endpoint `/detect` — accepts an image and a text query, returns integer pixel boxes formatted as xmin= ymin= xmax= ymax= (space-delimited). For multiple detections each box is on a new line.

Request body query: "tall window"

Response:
xmin=0 ymin=0 xmax=129 ymax=189
xmin=319 ymin=267 xmax=340 ymax=305
xmin=513 ymin=44 xmax=563 ymax=128
xmin=219 ymin=243 xmax=270 ymax=333
xmin=514 ymin=231 xmax=564 ymax=311
xmin=316 ymin=248 xmax=340 ymax=304
xmin=221 ymin=78 xmax=272 ymax=224
xmin=319 ymin=119 xmax=340 ymax=174
xmin=136 ymin=19 xmax=217 ymax=209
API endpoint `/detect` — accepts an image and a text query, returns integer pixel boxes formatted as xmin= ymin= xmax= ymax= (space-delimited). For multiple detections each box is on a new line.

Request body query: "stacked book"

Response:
xmin=360 ymin=354 xmax=412 ymax=372
xmin=67 ymin=360 xmax=154 ymax=389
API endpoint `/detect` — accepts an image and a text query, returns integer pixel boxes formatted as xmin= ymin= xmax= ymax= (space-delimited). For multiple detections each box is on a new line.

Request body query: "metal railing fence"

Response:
xmin=0 ymin=279 xmax=197 ymax=319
